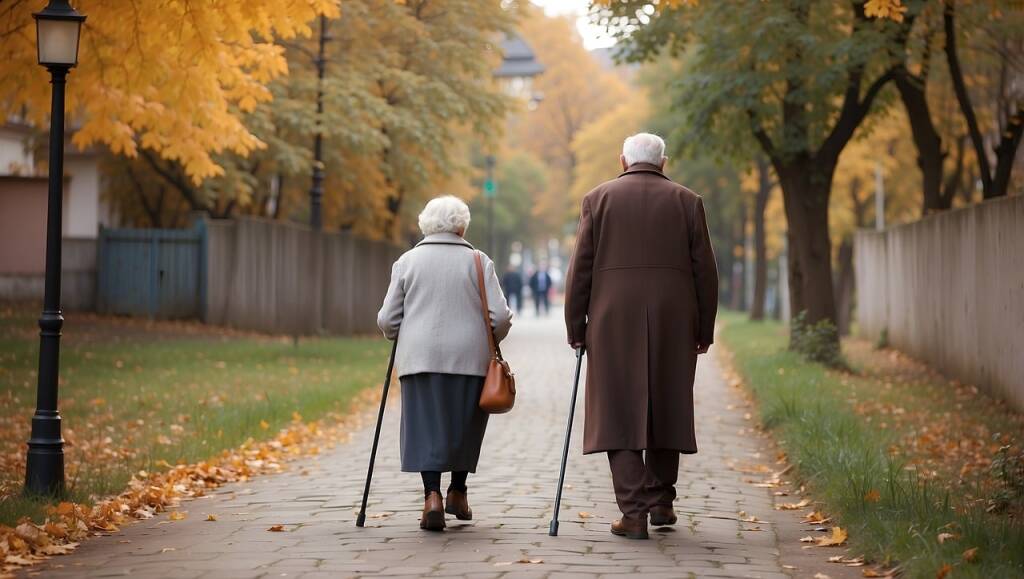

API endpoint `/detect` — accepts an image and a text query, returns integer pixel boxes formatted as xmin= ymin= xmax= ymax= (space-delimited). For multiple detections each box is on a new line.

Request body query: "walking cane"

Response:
xmin=356 ymin=339 xmax=398 ymax=528
xmin=549 ymin=345 xmax=585 ymax=537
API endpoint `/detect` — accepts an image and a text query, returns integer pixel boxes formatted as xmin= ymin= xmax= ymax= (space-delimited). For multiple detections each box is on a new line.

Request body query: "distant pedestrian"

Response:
xmin=564 ymin=133 xmax=719 ymax=539
xmin=529 ymin=262 xmax=553 ymax=316
xmin=501 ymin=265 xmax=524 ymax=314
xmin=377 ymin=195 xmax=513 ymax=532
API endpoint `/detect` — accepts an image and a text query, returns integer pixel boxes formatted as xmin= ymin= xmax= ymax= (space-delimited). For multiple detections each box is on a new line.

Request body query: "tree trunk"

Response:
xmin=778 ymin=164 xmax=838 ymax=341
xmin=834 ymin=238 xmax=855 ymax=336
xmin=730 ymin=201 xmax=747 ymax=311
xmin=750 ymin=158 xmax=771 ymax=321
xmin=894 ymin=69 xmax=949 ymax=214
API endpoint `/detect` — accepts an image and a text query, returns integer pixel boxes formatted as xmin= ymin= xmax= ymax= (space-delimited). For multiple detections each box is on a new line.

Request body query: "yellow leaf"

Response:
xmin=578 ymin=511 xmax=593 ymax=519
xmin=937 ymin=532 xmax=957 ymax=544
xmin=864 ymin=489 xmax=881 ymax=503
xmin=260 ymin=420 xmax=270 ymax=430
xmin=205 ymin=514 xmax=218 ymax=522
xmin=168 ymin=511 xmax=186 ymax=521
xmin=816 ymin=527 xmax=848 ymax=547
xmin=962 ymin=547 xmax=979 ymax=563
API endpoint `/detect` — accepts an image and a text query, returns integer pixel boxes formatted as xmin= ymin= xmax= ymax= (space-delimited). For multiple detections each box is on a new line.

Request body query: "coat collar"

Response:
xmin=416 ymin=232 xmax=475 ymax=249
xmin=619 ymin=162 xmax=670 ymax=180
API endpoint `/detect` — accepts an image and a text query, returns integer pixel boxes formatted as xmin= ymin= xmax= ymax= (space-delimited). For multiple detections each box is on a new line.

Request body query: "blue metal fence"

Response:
xmin=97 ymin=221 xmax=206 ymax=319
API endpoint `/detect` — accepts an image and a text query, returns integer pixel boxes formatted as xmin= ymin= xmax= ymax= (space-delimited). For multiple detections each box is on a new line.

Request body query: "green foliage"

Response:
xmin=875 ymin=327 xmax=890 ymax=350
xmin=989 ymin=437 xmax=1024 ymax=515
xmin=790 ymin=310 xmax=845 ymax=367
xmin=721 ymin=313 xmax=1024 ymax=578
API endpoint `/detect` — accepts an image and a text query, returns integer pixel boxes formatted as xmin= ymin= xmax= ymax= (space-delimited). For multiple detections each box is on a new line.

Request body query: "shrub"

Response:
xmin=790 ymin=310 xmax=845 ymax=367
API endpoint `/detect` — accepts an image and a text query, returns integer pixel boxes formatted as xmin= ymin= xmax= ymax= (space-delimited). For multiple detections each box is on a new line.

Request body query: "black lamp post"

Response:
xmin=309 ymin=15 xmax=329 ymax=230
xmin=25 ymin=0 xmax=85 ymax=497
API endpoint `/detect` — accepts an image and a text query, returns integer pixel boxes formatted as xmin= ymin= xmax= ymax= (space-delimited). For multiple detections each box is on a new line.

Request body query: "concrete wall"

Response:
xmin=0 ymin=125 xmax=34 ymax=176
xmin=855 ymin=194 xmax=1024 ymax=411
xmin=0 ymin=176 xmax=48 ymax=274
xmin=205 ymin=217 xmax=402 ymax=335
xmin=64 ymin=153 xmax=102 ymax=238
xmin=0 ymin=237 xmax=97 ymax=311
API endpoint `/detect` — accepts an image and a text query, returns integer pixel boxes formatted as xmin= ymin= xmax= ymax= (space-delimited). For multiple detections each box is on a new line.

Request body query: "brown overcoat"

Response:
xmin=564 ymin=163 xmax=719 ymax=454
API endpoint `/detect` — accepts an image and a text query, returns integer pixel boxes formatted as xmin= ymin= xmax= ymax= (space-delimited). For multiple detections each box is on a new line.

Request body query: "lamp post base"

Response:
xmin=25 ymin=417 xmax=65 ymax=497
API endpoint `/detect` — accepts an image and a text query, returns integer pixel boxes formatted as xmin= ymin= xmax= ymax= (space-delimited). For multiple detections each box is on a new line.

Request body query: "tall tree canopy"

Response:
xmin=599 ymin=0 xmax=912 ymax=351
xmin=0 ymin=0 xmax=339 ymax=183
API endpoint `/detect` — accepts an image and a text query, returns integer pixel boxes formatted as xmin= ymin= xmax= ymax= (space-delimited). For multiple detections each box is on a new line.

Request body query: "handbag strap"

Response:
xmin=473 ymin=251 xmax=499 ymax=359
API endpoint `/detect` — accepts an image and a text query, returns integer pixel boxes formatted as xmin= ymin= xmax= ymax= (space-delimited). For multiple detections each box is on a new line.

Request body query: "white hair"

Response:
xmin=622 ymin=132 xmax=667 ymax=167
xmin=418 ymin=195 xmax=471 ymax=236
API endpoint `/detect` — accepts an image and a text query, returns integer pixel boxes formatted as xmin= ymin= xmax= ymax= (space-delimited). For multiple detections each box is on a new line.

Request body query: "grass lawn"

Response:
xmin=719 ymin=311 xmax=1024 ymax=578
xmin=0 ymin=304 xmax=390 ymax=526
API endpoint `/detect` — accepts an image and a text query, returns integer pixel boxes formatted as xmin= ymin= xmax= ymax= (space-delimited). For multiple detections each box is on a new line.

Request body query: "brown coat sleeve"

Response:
xmin=690 ymin=197 xmax=719 ymax=345
xmin=565 ymin=195 xmax=595 ymax=345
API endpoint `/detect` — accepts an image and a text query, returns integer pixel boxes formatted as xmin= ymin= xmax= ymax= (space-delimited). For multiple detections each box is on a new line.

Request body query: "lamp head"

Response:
xmin=33 ymin=0 xmax=86 ymax=68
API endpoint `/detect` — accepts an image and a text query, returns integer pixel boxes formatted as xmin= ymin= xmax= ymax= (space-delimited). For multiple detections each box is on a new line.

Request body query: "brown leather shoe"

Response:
xmin=610 ymin=516 xmax=649 ymax=539
xmin=445 ymin=489 xmax=473 ymax=521
xmin=420 ymin=491 xmax=445 ymax=531
xmin=650 ymin=504 xmax=677 ymax=526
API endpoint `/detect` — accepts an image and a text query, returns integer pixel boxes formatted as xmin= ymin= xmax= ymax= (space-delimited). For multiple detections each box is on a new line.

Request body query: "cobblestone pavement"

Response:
xmin=35 ymin=313 xmax=846 ymax=578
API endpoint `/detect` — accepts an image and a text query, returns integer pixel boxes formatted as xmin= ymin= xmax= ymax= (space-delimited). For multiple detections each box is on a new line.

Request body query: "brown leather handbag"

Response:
xmin=473 ymin=251 xmax=515 ymax=414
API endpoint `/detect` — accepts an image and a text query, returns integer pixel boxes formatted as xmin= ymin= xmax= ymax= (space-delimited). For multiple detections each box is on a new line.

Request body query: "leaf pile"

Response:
xmin=0 ymin=389 xmax=381 ymax=575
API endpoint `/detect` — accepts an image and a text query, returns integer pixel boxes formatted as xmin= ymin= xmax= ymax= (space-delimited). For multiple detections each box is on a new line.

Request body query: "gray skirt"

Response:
xmin=399 ymin=373 xmax=489 ymax=472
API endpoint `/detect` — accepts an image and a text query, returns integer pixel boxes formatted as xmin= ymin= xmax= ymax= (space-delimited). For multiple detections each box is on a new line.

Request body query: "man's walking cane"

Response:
xmin=356 ymin=339 xmax=398 ymax=528
xmin=549 ymin=345 xmax=585 ymax=536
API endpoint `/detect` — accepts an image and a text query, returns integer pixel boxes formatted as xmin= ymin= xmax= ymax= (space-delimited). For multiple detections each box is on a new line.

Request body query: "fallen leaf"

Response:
xmin=778 ymin=498 xmax=812 ymax=510
xmin=205 ymin=514 xmax=217 ymax=522
xmin=962 ymin=547 xmax=979 ymax=563
xmin=267 ymin=525 xmax=285 ymax=532
xmin=518 ymin=558 xmax=543 ymax=564
xmin=578 ymin=511 xmax=593 ymax=519
xmin=864 ymin=489 xmax=881 ymax=502
xmin=160 ymin=547 xmax=176 ymax=553
xmin=260 ymin=420 xmax=270 ymax=430
xmin=815 ymin=527 xmax=848 ymax=547
xmin=803 ymin=510 xmax=831 ymax=524
xmin=829 ymin=556 xmax=844 ymax=563
xmin=167 ymin=511 xmax=186 ymax=521
xmin=936 ymin=563 xmax=952 ymax=579
xmin=937 ymin=532 xmax=957 ymax=544
xmin=814 ymin=573 xmax=831 ymax=579
xmin=800 ymin=536 xmax=816 ymax=543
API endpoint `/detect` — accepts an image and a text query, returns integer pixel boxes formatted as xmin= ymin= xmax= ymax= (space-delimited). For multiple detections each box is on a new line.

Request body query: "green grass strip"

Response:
xmin=719 ymin=312 xmax=1024 ymax=578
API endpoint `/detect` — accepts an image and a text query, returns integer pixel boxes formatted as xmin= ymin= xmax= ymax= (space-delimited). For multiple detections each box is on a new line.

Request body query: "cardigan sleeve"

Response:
xmin=376 ymin=258 xmax=406 ymax=340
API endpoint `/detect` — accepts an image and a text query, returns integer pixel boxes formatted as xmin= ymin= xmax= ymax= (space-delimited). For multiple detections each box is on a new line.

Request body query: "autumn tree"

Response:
xmin=100 ymin=0 xmax=513 ymax=237
xmin=0 ymin=0 xmax=338 ymax=183
xmin=512 ymin=7 xmax=629 ymax=234
xmin=599 ymin=0 xmax=913 ymax=354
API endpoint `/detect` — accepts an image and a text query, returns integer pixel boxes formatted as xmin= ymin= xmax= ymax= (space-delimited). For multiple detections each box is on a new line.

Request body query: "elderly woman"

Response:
xmin=377 ymin=195 xmax=513 ymax=531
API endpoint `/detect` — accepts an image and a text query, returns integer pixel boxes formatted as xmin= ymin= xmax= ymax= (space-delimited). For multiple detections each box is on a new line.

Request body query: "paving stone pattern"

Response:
xmin=36 ymin=314 xmax=826 ymax=578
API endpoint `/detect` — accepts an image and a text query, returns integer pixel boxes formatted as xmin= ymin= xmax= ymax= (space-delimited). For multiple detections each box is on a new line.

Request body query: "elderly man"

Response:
xmin=564 ymin=132 xmax=719 ymax=539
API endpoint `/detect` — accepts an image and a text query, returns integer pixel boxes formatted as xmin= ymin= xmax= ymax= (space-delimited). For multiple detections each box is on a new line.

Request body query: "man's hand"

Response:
xmin=696 ymin=343 xmax=710 ymax=355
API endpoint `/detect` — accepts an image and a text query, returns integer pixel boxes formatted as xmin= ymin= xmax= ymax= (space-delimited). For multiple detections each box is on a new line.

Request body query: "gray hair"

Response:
xmin=622 ymin=132 xmax=666 ymax=166
xmin=418 ymin=195 xmax=471 ymax=236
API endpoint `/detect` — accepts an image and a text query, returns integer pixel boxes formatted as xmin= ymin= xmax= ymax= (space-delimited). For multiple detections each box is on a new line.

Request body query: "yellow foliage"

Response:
xmin=571 ymin=91 xmax=650 ymax=202
xmin=512 ymin=6 xmax=631 ymax=231
xmin=0 ymin=0 xmax=340 ymax=184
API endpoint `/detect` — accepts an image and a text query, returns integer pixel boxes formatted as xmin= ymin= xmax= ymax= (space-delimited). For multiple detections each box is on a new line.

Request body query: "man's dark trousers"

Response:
xmin=607 ymin=449 xmax=679 ymax=519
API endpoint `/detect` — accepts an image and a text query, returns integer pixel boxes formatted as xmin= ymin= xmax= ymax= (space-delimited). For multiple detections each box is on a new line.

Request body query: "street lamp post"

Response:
xmin=26 ymin=0 xmax=85 ymax=497
xmin=309 ymin=15 xmax=329 ymax=231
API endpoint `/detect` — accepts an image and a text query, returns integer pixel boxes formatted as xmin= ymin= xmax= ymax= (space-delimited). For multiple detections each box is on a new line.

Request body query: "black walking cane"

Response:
xmin=549 ymin=345 xmax=585 ymax=536
xmin=356 ymin=339 xmax=398 ymax=528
